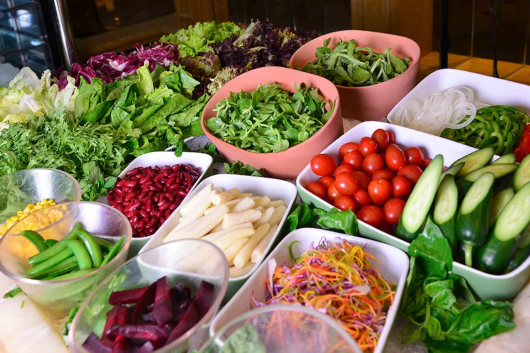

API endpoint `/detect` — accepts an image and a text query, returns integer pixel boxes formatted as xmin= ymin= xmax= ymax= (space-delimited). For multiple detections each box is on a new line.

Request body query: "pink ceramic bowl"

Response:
xmin=200 ymin=66 xmax=343 ymax=180
xmin=289 ymin=30 xmax=421 ymax=122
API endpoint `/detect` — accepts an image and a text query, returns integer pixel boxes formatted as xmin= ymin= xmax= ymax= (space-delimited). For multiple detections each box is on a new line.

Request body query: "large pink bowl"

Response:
xmin=201 ymin=66 xmax=342 ymax=180
xmin=289 ymin=30 xmax=421 ymax=122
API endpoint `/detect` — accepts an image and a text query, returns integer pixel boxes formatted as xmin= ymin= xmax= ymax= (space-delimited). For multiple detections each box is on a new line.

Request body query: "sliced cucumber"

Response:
xmin=458 ymin=164 xmax=518 ymax=196
xmin=456 ymin=172 xmax=495 ymax=267
xmin=492 ymin=153 xmax=516 ymax=164
xmin=477 ymin=233 xmax=521 ymax=274
xmin=489 ymin=187 xmax=515 ymax=227
xmin=520 ymin=223 xmax=530 ymax=248
xmin=396 ymin=155 xmax=444 ymax=241
xmin=453 ymin=146 xmax=494 ymax=178
xmin=433 ymin=175 xmax=458 ymax=253
xmin=505 ymin=244 xmax=530 ymax=273
xmin=514 ymin=154 xmax=530 ymax=191
xmin=439 ymin=162 xmax=464 ymax=185
xmin=495 ymin=181 xmax=530 ymax=241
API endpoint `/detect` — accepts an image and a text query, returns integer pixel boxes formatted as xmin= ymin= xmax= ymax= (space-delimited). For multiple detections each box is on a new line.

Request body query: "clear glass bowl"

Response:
xmin=69 ymin=239 xmax=229 ymax=352
xmin=0 ymin=168 xmax=82 ymax=225
xmin=0 ymin=202 xmax=132 ymax=318
xmin=200 ymin=305 xmax=361 ymax=353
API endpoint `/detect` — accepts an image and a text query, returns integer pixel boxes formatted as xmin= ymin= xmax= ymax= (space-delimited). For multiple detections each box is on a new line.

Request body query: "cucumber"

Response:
xmin=456 ymin=172 xmax=495 ymax=267
xmin=520 ymin=223 xmax=530 ymax=248
xmin=477 ymin=233 xmax=521 ymax=274
xmin=494 ymin=181 xmax=530 ymax=242
xmin=433 ymin=175 xmax=459 ymax=253
xmin=396 ymin=155 xmax=444 ymax=241
xmin=455 ymin=241 xmax=477 ymax=265
xmin=453 ymin=146 xmax=494 ymax=178
xmin=489 ymin=188 xmax=515 ymax=227
xmin=504 ymin=244 xmax=530 ymax=273
xmin=439 ymin=162 xmax=464 ymax=185
xmin=492 ymin=153 xmax=516 ymax=164
xmin=458 ymin=164 xmax=518 ymax=195
xmin=514 ymin=153 xmax=530 ymax=191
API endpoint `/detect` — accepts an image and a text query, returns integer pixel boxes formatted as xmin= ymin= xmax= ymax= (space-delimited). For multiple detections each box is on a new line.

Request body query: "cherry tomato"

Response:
xmin=327 ymin=183 xmax=342 ymax=200
xmin=334 ymin=164 xmax=354 ymax=176
xmin=385 ymin=145 xmax=406 ymax=172
xmin=334 ymin=195 xmax=357 ymax=211
xmin=387 ymin=130 xmax=396 ymax=144
xmin=362 ymin=153 xmax=384 ymax=176
xmin=404 ymin=147 xmax=424 ymax=166
xmin=371 ymin=169 xmax=396 ymax=182
xmin=343 ymin=151 xmax=363 ymax=171
xmin=391 ymin=175 xmax=412 ymax=198
xmin=357 ymin=205 xmax=384 ymax=228
xmin=383 ymin=198 xmax=406 ymax=225
xmin=378 ymin=221 xmax=393 ymax=234
xmin=305 ymin=182 xmax=326 ymax=199
xmin=359 ymin=137 xmax=378 ymax=157
xmin=421 ymin=158 xmax=432 ymax=170
xmin=339 ymin=142 xmax=359 ymax=157
xmin=398 ymin=165 xmax=423 ymax=184
xmin=368 ymin=179 xmax=391 ymax=205
xmin=353 ymin=189 xmax=371 ymax=208
xmin=316 ymin=176 xmax=335 ymax=190
xmin=371 ymin=129 xmax=390 ymax=151
xmin=335 ymin=173 xmax=359 ymax=195
xmin=352 ymin=171 xmax=370 ymax=190
xmin=311 ymin=154 xmax=335 ymax=176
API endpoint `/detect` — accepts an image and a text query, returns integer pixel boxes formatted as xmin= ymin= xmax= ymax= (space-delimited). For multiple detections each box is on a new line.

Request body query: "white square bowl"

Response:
xmin=210 ymin=228 xmax=409 ymax=353
xmin=106 ymin=152 xmax=214 ymax=256
xmin=296 ymin=120 xmax=530 ymax=301
xmin=140 ymin=174 xmax=298 ymax=300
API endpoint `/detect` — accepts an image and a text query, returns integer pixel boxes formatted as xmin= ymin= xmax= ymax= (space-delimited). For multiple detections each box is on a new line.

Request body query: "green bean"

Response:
xmin=94 ymin=238 xmax=115 ymax=251
xmin=77 ymin=230 xmax=102 ymax=268
xmin=63 ymin=240 xmax=93 ymax=270
xmin=29 ymin=256 xmax=78 ymax=279
xmin=27 ymin=248 xmax=74 ymax=276
xmin=49 ymin=269 xmax=95 ymax=281
xmin=21 ymin=230 xmax=48 ymax=252
xmin=44 ymin=239 xmax=58 ymax=247
xmin=100 ymin=237 xmax=125 ymax=267
xmin=28 ymin=222 xmax=82 ymax=265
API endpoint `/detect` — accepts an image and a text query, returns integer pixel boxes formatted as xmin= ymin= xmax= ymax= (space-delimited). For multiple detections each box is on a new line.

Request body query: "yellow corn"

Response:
xmin=251 ymin=224 xmax=278 ymax=263
xmin=234 ymin=223 xmax=270 ymax=269
xmin=229 ymin=262 xmax=255 ymax=278
xmin=0 ymin=199 xmax=59 ymax=236
xmin=268 ymin=206 xmax=287 ymax=226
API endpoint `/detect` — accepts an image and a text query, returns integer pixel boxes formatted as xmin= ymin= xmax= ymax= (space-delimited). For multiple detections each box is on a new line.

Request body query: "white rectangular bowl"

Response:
xmin=140 ymin=174 xmax=298 ymax=300
xmin=296 ymin=121 xmax=530 ymax=301
xmin=387 ymin=68 xmax=530 ymax=121
xmin=107 ymin=152 xmax=214 ymax=256
xmin=210 ymin=228 xmax=409 ymax=353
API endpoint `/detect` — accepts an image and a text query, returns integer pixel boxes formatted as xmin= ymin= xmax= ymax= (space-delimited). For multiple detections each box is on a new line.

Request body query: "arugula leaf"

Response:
xmin=81 ymin=176 xmax=117 ymax=201
xmin=224 ymin=161 xmax=265 ymax=177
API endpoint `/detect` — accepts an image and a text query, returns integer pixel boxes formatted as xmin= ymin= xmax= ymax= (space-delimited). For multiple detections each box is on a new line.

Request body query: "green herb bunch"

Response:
xmin=301 ymin=38 xmax=410 ymax=87
xmin=205 ymin=83 xmax=335 ymax=153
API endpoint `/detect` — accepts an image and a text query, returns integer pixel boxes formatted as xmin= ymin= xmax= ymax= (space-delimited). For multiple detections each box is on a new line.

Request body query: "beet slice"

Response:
xmin=193 ymin=281 xmax=214 ymax=318
xmin=141 ymin=312 xmax=155 ymax=323
xmin=140 ymin=341 xmax=155 ymax=353
xmin=165 ymin=302 xmax=198 ymax=344
xmin=103 ymin=305 xmax=128 ymax=339
xmin=111 ymin=336 xmax=127 ymax=353
xmin=82 ymin=333 xmax=112 ymax=353
xmin=171 ymin=300 xmax=191 ymax=324
xmin=170 ymin=282 xmax=191 ymax=303
xmin=109 ymin=286 xmax=149 ymax=305
xmin=132 ymin=282 xmax=157 ymax=323
xmin=152 ymin=277 xmax=173 ymax=326
xmin=101 ymin=338 xmax=115 ymax=348
xmin=106 ymin=324 xmax=170 ymax=342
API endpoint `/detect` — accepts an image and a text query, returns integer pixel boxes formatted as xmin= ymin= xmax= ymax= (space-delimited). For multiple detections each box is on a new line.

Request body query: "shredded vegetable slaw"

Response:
xmin=252 ymin=239 xmax=395 ymax=352
xmin=390 ymin=86 xmax=483 ymax=136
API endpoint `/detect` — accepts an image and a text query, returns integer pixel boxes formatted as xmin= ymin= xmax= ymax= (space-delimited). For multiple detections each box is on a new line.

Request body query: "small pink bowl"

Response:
xmin=289 ymin=30 xmax=421 ymax=122
xmin=201 ymin=66 xmax=343 ymax=180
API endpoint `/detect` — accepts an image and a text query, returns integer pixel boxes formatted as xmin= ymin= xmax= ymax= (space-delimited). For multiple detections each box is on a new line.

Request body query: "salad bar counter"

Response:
xmin=1 ymin=19 xmax=530 ymax=353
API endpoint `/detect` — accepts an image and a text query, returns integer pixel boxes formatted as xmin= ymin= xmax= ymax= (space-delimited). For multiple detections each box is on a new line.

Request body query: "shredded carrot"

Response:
xmin=253 ymin=239 xmax=396 ymax=352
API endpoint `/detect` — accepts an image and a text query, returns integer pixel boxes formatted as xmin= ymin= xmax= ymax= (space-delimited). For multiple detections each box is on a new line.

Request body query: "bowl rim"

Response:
xmin=200 ymin=66 xmax=342 ymax=159
xmin=69 ymin=238 xmax=230 ymax=353
xmin=288 ymin=29 xmax=422 ymax=91
xmin=0 ymin=201 xmax=133 ymax=285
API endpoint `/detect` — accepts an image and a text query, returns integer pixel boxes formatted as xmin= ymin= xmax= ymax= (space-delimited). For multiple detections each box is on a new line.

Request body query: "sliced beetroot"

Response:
xmin=170 ymin=282 xmax=191 ymax=302
xmin=152 ymin=277 xmax=173 ymax=325
xmin=111 ymin=336 xmax=127 ymax=353
xmin=165 ymin=302 xmax=198 ymax=344
xmin=101 ymin=338 xmax=115 ymax=348
xmin=171 ymin=300 xmax=191 ymax=324
xmin=103 ymin=305 xmax=128 ymax=339
xmin=141 ymin=312 xmax=155 ymax=323
xmin=193 ymin=281 xmax=214 ymax=318
xmin=140 ymin=341 xmax=155 ymax=353
xmin=132 ymin=281 xmax=157 ymax=323
xmin=82 ymin=333 xmax=112 ymax=353
xmin=106 ymin=324 xmax=170 ymax=342
xmin=109 ymin=286 xmax=149 ymax=305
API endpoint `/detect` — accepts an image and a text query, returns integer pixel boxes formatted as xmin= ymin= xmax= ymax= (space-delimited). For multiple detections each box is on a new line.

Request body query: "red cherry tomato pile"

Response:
xmin=307 ymin=129 xmax=432 ymax=233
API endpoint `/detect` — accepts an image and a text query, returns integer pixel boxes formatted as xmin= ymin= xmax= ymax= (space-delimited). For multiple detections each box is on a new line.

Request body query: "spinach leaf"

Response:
xmin=286 ymin=204 xmax=358 ymax=235
xmin=224 ymin=161 xmax=265 ymax=177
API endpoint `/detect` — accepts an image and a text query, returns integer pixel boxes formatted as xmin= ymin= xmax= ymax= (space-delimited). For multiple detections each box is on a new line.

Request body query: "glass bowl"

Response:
xmin=199 ymin=305 xmax=361 ymax=353
xmin=69 ymin=239 xmax=229 ymax=352
xmin=0 ymin=201 xmax=132 ymax=317
xmin=0 ymin=168 xmax=82 ymax=225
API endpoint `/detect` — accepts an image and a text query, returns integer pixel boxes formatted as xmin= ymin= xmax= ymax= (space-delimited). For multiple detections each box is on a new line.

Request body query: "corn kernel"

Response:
xmin=0 ymin=199 xmax=60 ymax=236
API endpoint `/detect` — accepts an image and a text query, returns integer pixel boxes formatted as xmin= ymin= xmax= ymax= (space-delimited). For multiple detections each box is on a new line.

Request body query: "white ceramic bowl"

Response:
xmin=141 ymin=174 xmax=298 ymax=299
xmin=210 ymin=228 xmax=409 ymax=353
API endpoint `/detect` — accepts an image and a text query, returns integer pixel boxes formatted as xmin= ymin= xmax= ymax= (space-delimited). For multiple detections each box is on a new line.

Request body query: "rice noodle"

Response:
xmin=389 ymin=86 xmax=485 ymax=136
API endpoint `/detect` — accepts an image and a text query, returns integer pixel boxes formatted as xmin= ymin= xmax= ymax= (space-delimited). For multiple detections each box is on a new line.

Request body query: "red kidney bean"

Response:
xmin=152 ymin=196 xmax=159 ymax=203
xmin=181 ymin=164 xmax=191 ymax=172
xmin=137 ymin=218 xmax=147 ymax=229
xmin=159 ymin=201 xmax=170 ymax=211
xmin=126 ymin=169 xmax=139 ymax=177
xmin=169 ymin=183 xmax=180 ymax=191
xmin=155 ymin=166 xmax=161 ymax=172
xmin=114 ymin=196 xmax=123 ymax=204
xmin=164 ymin=209 xmax=171 ymax=219
xmin=124 ymin=201 xmax=141 ymax=214
xmin=128 ymin=209 xmax=140 ymax=218
xmin=169 ymin=202 xmax=178 ymax=211
xmin=138 ymin=210 xmax=148 ymax=219
xmin=178 ymin=190 xmax=188 ymax=197
xmin=175 ymin=195 xmax=183 ymax=203
xmin=145 ymin=199 xmax=152 ymax=212
xmin=176 ymin=172 xmax=182 ymax=184
xmin=165 ymin=177 xmax=175 ymax=186
xmin=139 ymin=175 xmax=151 ymax=184
xmin=146 ymin=218 xmax=158 ymax=229
xmin=130 ymin=215 xmax=139 ymax=226
xmin=114 ymin=204 xmax=124 ymax=213
xmin=124 ymin=192 xmax=135 ymax=201
xmin=186 ymin=186 xmax=191 ymax=192
xmin=138 ymin=192 xmax=147 ymax=200
xmin=124 ymin=180 xmax=137 ymax=188
xmin=114 ymin=187 xmax=124 ymax=196
xmin=156 ymin=210 xmax=163 ymax=218
xmin=154 ymin=173 xmax=165 ymax=182
xmin=188 ymin=170 xmax=199 ymax=177
xmin=149 ymin=185 xmax=162 ymax=192
xmin=116 ymin=180 xmax=127 ymax=188
xmin=149 ymin=209 xmax=156 ymax=216
xmin=165 ymin=193 xmax=174 ymax=202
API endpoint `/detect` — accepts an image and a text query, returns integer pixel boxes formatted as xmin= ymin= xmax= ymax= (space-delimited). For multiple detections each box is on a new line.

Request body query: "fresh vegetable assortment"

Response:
xmin=21 ymin=222 xmax=125 ymax=280
xmin=205 ymin=83 xmax=335 ymax=153
xmin=300 ymin=38 xmax=410 ymax=87
xmin=107 ymin=164 xmax=202 ymax=238
xmin=82 ymin=276 xmax=214 ymax=352
xmin=253 ymin=239 xmax=395 ymax=352
xmin=163 ymin=184 xmax=286 ymax=278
